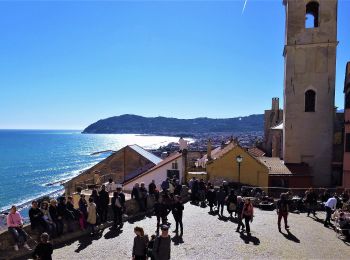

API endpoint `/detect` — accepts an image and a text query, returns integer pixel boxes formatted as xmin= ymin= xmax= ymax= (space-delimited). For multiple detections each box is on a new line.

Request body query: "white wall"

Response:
xmin=123 ymin=157 xmax=184 ymax=192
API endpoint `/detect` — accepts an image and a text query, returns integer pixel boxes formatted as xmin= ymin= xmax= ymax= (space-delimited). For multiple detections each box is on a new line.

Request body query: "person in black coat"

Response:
xmin=149 ymin=180 xmax=157 ymax=197
xmin=172 ymin=195 xmax=184 ymax=237
xmin=49 ymin=199 xmax=63 ymax=236
xmin=206 ymin=185 xmax=217 ymax=213
xmin=99 ymin=185 xmax=110 ymax=223
xmin=57 ymin=197 xmax=75 ymax=232
xmin=32 ymin=232 xmax=53 ymax=260
xmin=111 ymin=186 xmax=126 ymax=227
xmin=154 ymin=196 xmax=170 ymax=234
xmin=29 ymin=200 xmax=46 ymax=232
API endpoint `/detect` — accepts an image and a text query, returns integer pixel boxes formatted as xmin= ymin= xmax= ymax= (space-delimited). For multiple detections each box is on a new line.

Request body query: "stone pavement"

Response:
xmin=51 ymin=203 xmax=350 ymax=260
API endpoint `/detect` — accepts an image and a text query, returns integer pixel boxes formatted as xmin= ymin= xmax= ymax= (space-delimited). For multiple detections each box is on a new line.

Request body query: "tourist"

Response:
xmin=321 ymin=189 xmax=331 ymax=203
xmin=168 ymin=179 xmax=175 ymax=194
xmin=106 ymin=178 xmax=116 ymax=193
xmin=217 ymin=186 xmax=226 ymax=217
xmin=235 ymin=196 xmax=245 ymax=232
xmin=149 ymin=180 xmax=157 ymax=197
xmin=226 ymin=190 xmax=237 ymax=219
xmin=132 ymin=183 xmax=144 ymax=212
xmin=7 ymin=205 xmax=31 ymax=251
xmin=277 ymin=193 xmax=290 ymax=232
xmin=99 ymin=184 xmax=110 ymax=223
xmin=57 ymin=196 xmax=75 ymax=232
xmin=206 ymin=185 xmax=217 ymax=213
xmin=188 ymin=177 xmax=195 ymax=190
xmin=78 ymin=194 xmax=88 ymax=229
xmin=132 ymin=226 xmax=149 ymax=260
xmin=153 ymin=224 xmax=171 ymax=260
xmin=305 ymin=188 xmax=317 ymax=217
xmin=222 ymin=181 xmax=230 ymax=196
xmin=111 ymin=185 xmax=126 ymax=227
xmin=40 ymin=201 xmax=56 ymax=237
xmin=32 ymin=232 xmax=53 ymax=260
xmin=66 ymin=196 xmax=80 ymax=221
xmin=90 ymin=189 xmax=100 ymax=219
xmin=198 ymin=179 xmax=206 ymax=206
xmin=242 ymin=198 xmax=254 ymax=235
xmin=174 ymin=180 xmax=182 ymax=196
xmin=147 ymin=234 xmax=156 ymax=260
xmin=140 ymin=182 xmax=148 ymax=211
xmin=341 ymin=190 xmax=349 ymax=203
xmin=324 ymin=194 xmax=337 ymax=227
xmin=191 ymin=179 xmax=199 ymax=203
xmin=87 ymin=197 xmax=97 ymax=236
xmin=154 ymin=196 xmax=170 ymax=234
xmin=161 ymin=178 xmax=170 ymax=192
xmin=172 ymin=195 xmax=184 ymax=237
xmin=49 ymin=199 xmax=64 ymax=236
xmin=29 ymin=200 xmax=46 ymax=233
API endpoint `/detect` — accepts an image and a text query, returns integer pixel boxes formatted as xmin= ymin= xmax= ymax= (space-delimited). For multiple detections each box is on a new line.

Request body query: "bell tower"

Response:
xmin=282 ymin=0 xmax=338 ymax=186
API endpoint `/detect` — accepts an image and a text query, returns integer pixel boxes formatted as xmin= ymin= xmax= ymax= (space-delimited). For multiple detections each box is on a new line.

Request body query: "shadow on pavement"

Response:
xmin=128 ymin=214 xmax=146 ymax=224
xmin=75 ymin=230 xmax=103 ymax=253
xmin=239 ymin=232 xmax=260 ymax=245
xmin=281 ymin=230 xmax=300 ymax=243
xmin=104 ymin=226 xmax=123 ymax=240
xmin=171 ymin=235 xmax=184 ymax=246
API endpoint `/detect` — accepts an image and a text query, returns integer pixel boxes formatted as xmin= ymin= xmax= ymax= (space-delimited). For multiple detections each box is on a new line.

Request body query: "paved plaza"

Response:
xmin=52 ymin=203 xmax=350 ymax=260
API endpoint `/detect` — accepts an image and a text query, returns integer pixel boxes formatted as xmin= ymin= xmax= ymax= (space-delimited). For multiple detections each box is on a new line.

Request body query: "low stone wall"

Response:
xmin=0 ymin=187 xmax=189 ymax=259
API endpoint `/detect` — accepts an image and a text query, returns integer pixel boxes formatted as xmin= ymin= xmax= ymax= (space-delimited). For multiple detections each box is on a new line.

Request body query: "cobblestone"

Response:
xmin=52 ymin=203 xmax=350 ymax=259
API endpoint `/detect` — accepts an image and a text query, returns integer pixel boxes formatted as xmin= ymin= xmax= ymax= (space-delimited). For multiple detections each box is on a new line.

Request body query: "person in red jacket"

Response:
xmin=241 ymin=199 xmax=254 ymax=235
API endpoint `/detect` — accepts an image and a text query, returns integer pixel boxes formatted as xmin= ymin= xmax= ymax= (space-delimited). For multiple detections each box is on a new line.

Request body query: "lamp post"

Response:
xmin=236 ymin=155 xmax=243 ymax=186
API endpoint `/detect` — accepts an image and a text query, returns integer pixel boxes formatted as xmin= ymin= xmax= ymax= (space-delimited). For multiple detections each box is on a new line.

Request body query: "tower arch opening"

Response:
xmin=305 ymin=1 xmax=319 ymax=28
xmin=305 ymin=89 xmax=316 ymax=112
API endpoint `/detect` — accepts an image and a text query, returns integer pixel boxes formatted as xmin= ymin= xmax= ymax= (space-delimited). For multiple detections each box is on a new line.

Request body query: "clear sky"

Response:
xmin=0 ymin=0 xmax=349 ymax=130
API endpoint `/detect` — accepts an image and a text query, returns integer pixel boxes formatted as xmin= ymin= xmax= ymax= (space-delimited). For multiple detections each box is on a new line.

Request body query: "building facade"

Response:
xmin=283 ymin=0 xmax=338 ymax=187
xmin=343 ymin=62 xmax=350 ymax=188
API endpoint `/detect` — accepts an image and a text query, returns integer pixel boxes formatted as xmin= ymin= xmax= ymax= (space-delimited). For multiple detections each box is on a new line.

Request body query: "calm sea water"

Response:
xmin=0 ymin=130 xmax=180 ymax=212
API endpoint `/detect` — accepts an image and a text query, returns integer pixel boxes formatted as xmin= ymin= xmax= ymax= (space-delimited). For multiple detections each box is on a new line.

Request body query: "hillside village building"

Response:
xmin=64 ymin=144 xmax=162 ymax=195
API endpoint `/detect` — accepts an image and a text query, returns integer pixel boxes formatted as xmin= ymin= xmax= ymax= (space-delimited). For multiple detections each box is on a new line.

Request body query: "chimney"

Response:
xmin=207 ymin=139 xmax=212 ymax=161
xmin=272 ymin=97 xmax=279 ymax=111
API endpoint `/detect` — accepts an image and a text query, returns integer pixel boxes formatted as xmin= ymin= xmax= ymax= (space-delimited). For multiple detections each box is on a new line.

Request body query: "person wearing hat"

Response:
xmin=153 ymin=225 xmax=171 ymax=260
xmin=172 ymin=195 xmax=184 ymax=237
xmin=32 ymin=232 xmax=53 ymax=260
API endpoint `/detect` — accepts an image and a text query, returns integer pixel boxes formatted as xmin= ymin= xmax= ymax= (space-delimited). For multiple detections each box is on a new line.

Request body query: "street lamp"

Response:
xmin=236 ymin=155 xmax=243 ymax=185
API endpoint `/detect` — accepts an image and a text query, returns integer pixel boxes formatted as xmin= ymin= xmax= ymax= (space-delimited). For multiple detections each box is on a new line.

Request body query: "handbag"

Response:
xmin=228 ymin=202 xmax=236 ymax=212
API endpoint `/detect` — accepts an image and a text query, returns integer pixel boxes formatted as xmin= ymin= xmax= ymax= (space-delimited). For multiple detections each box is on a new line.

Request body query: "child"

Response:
xmin=32 ymin=232 xmax=53 ymax=260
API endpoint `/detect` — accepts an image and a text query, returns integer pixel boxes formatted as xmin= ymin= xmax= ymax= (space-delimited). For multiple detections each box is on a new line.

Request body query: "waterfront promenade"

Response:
xmin=52 ymin=203 xmax=350 ymax=260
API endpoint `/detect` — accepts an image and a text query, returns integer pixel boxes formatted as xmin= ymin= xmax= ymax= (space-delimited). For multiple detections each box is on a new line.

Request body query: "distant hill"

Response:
xmin=82 ymin=114 xmax=264 ymax=135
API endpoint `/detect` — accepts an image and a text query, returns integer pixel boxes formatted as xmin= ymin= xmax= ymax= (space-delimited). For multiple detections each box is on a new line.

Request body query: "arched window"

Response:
xmin=305 ymin=90 xmax=316 ymax=112
xmin=306 ymin=1 xmax=319 ymax=28
xmin=346 ymin=89 xmax=350 ymax=109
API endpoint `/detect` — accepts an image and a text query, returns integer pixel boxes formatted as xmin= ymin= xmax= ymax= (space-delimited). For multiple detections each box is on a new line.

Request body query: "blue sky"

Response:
xmin=0 ymin=0 xmax=349 ymax=130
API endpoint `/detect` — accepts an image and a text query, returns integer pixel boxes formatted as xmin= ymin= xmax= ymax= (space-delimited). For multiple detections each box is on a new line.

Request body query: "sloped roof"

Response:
xmin=123 ymin=152 xmax=182 ymax=185
xmin=271 ymin=122 xmax=283 ymax=130
xmin=128 ymin=144 xmax=162 ymax=164
xmin=257 ymin=157 xmax=292 ymax=175
xmin=211 ymin=142 xmax=237 ymax=160
xmin=248 ymin=147 xmax=266 ymax=157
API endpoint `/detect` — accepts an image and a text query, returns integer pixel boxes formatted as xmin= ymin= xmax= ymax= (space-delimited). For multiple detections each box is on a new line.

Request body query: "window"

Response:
xmin=305 ymin=90 xmax=316 ymax=112
xmin=346 ymin=90 xmax=350 ymax=109
xmin=346 ymin=134 xmax=350 ymax=153
xmin=306 ymin=1 xmax=319 ymax=28
xmin=172 ymin=161 xmax=178 ymax=170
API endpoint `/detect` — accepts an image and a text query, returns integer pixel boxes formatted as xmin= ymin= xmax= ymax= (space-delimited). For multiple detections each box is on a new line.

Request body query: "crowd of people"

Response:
xmin=5 ymin=175 xmax=350 ymax=259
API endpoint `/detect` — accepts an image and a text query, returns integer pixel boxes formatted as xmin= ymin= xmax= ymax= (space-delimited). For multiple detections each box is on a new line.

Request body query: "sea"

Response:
xmin=0 ymin=130 xmax=181 ymax=215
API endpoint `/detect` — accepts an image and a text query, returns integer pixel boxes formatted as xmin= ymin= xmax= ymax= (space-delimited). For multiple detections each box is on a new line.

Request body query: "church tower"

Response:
xmin=282 ymin=0 xmax=338 ymax=186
